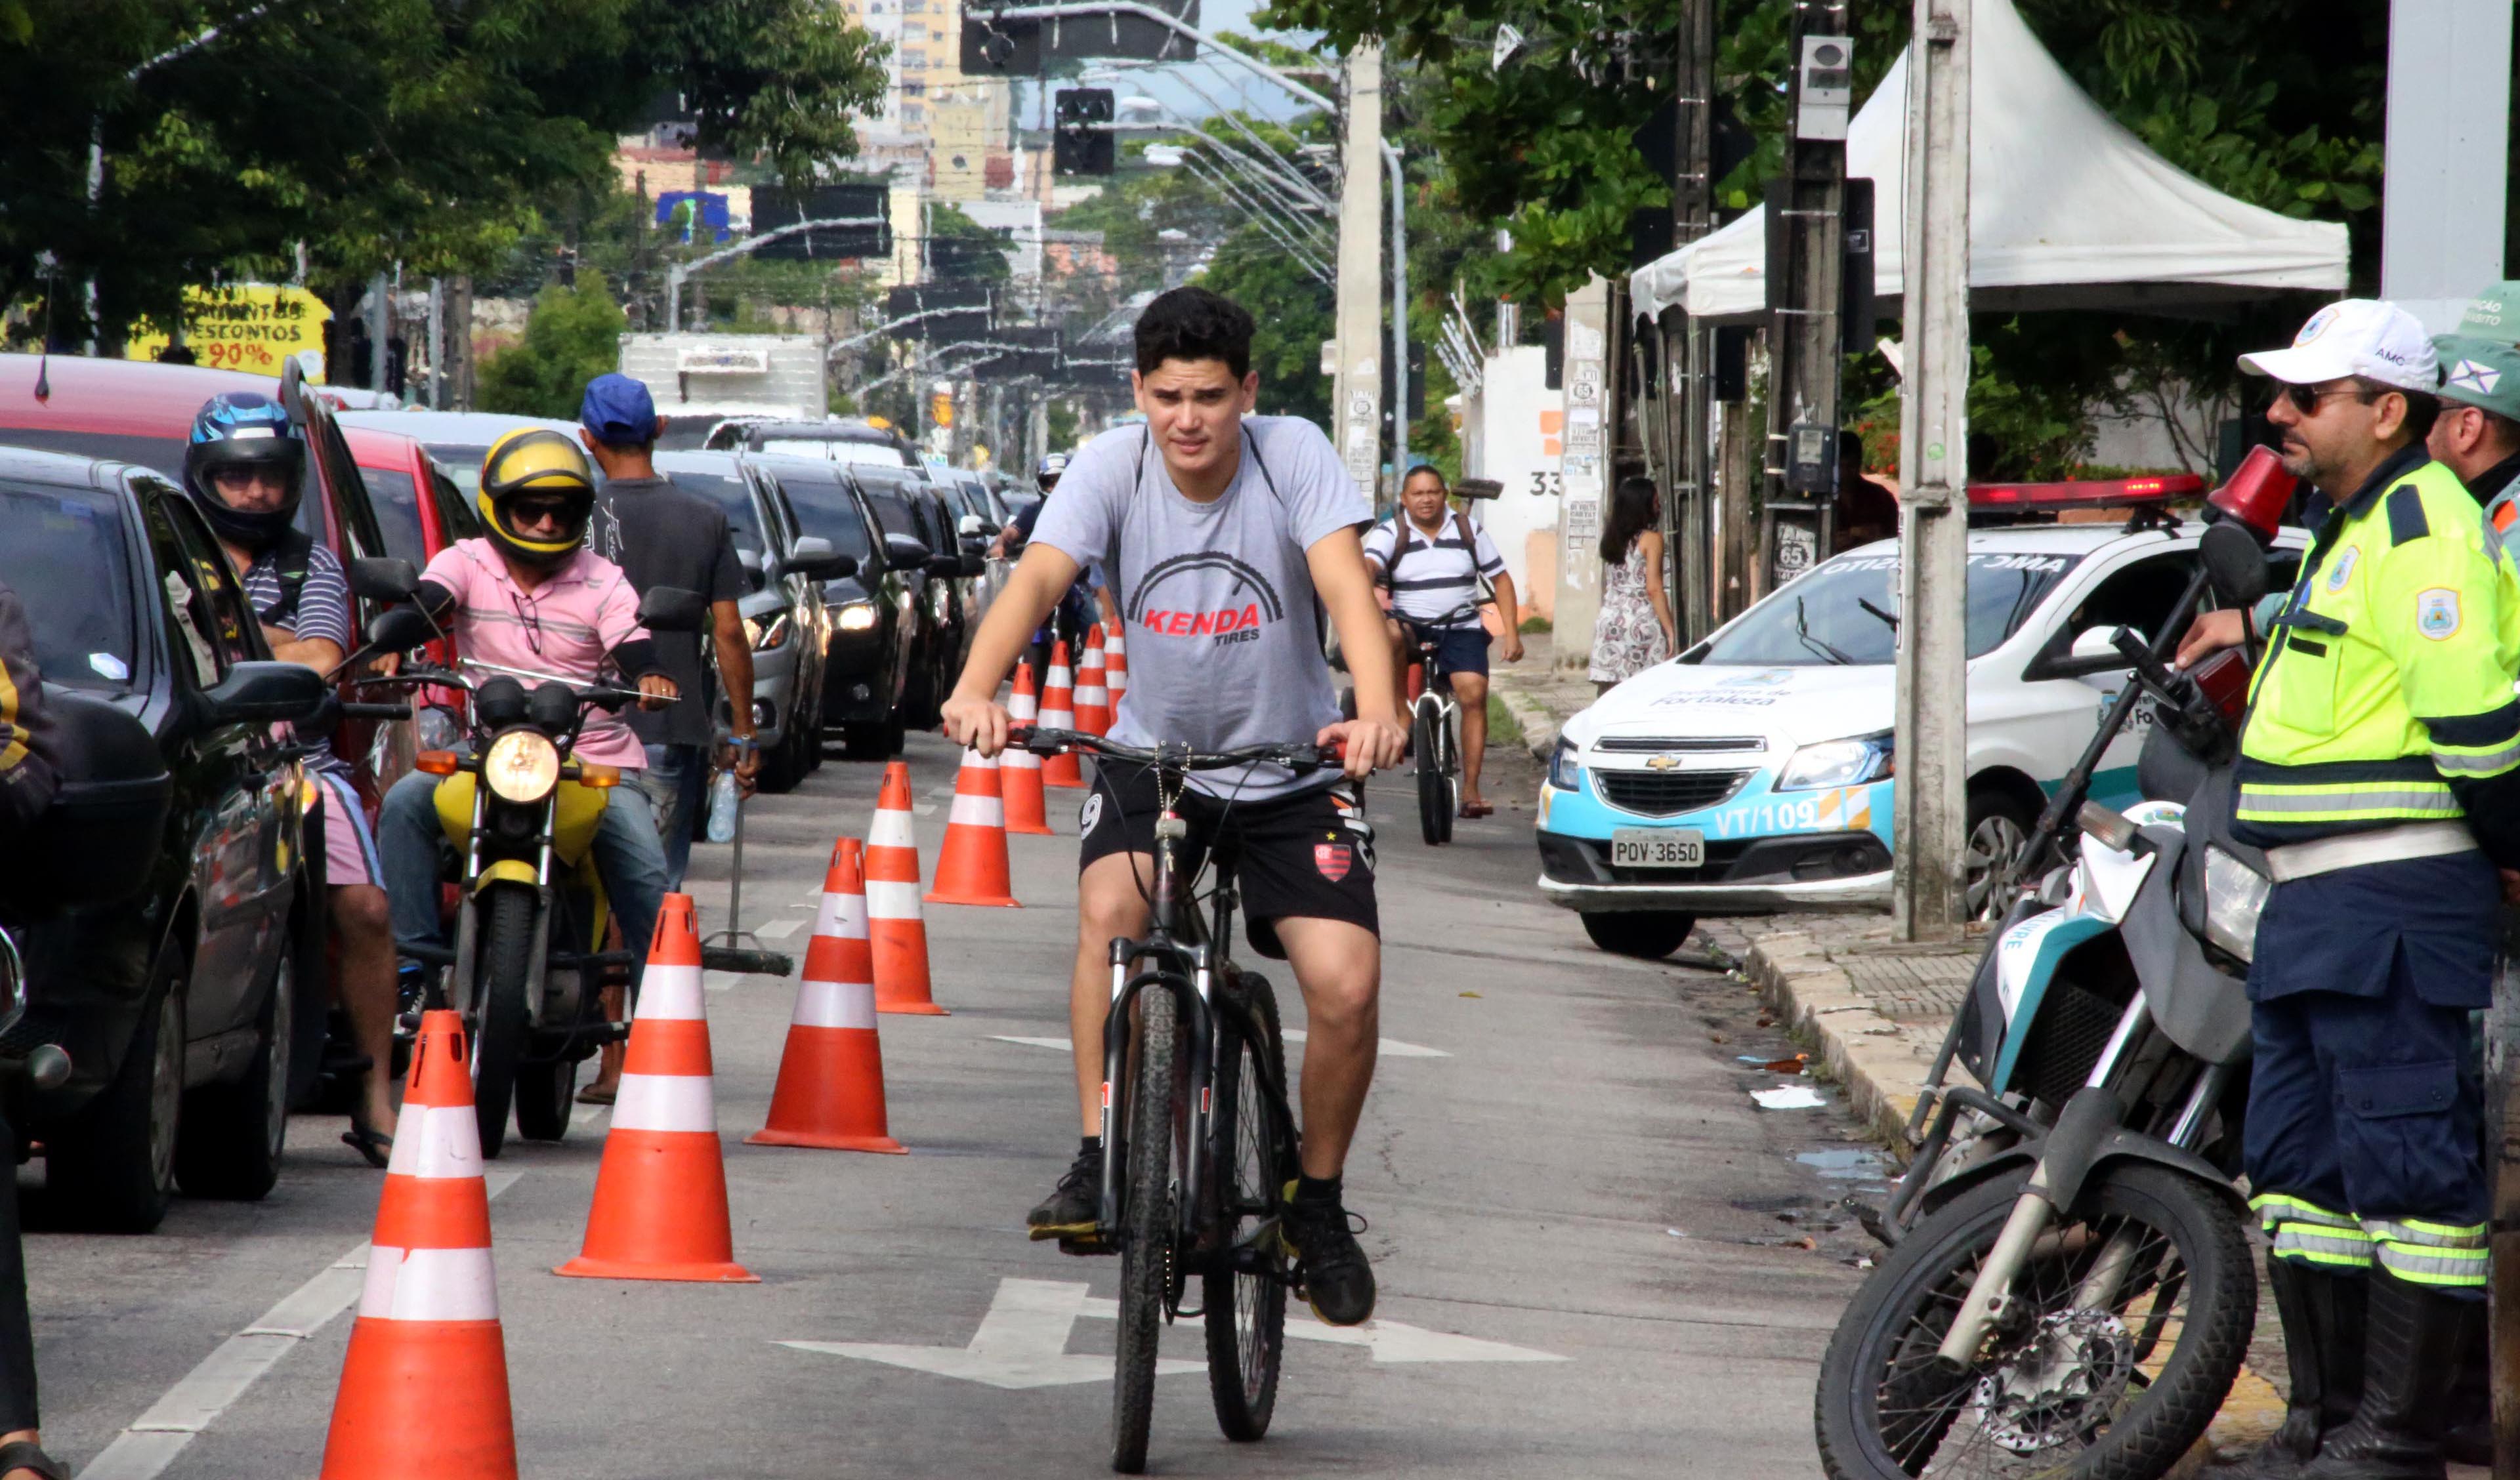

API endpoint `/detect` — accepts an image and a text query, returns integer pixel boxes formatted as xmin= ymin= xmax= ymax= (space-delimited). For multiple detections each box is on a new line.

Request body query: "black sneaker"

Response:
xmin=1027 ymin=1143 xmax=1103 ymax=1243
xmin=1282 ymin=1185 xmax=1376 ymax=1326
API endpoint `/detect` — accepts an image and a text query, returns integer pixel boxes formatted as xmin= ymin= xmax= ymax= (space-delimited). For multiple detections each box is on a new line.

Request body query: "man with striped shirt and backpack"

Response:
xmin=1362 ymin=464 xmax=1522 ymax=817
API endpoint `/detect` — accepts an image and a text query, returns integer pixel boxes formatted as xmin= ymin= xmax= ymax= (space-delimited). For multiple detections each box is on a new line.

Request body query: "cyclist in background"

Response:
xmin=1364 ymin=464 xmax=1522 ymax=817
xmin=942 ymin=285 xmax=1406 ymax=1326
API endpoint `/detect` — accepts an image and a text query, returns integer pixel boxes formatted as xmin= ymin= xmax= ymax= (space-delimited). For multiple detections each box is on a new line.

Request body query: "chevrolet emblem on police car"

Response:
xmin=1645 ymin=754 xmax=1681 ymax=771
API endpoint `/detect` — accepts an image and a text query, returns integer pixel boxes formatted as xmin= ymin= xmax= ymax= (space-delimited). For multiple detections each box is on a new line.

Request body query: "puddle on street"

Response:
xmin=1797 ymin=1147 xmax=1889 ymax=1183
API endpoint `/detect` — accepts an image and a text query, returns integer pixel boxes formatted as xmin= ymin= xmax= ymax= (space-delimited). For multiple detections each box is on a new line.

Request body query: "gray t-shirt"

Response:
xmin=1032 ymin=415 xmax=1367 ymax=798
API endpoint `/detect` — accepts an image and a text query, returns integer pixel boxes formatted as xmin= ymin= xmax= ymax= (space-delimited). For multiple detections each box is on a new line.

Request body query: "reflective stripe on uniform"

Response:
xmin=2271 ymin=1222 xmax=2377 ymax=1269
xmin=2422 ymin=700 xmax=2520 ymax=777
xmin=2374 ymin=1241 xmax=2488 ymax=1287
xmin=2235 ymin=781 xmax=2461 ymax=821
xmin=2250 ymin=1192 xmax=2361 ymax=1233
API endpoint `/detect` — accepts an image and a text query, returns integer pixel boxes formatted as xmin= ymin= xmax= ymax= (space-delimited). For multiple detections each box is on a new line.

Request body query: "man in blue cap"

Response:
xmin=572 ymin=375 xmax=755 ymax=1101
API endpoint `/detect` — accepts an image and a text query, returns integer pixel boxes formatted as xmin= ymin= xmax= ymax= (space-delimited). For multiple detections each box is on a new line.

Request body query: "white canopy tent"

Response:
xmin=1628 ymin=0 xmax=2349 ymax=323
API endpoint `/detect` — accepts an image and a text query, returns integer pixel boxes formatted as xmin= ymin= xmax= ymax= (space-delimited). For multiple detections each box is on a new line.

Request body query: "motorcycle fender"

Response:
xmin=432 ymin=771 xmax=477 ymax=851
xmin=471 ymin=859 xmax=539 ymax=894
xmin=1920 ymin=1127 xmax=2249 ymax=1223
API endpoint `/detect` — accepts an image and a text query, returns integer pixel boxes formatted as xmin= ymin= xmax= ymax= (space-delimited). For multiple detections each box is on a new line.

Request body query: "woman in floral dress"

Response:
xmin=1588 ymin=476 xmax=1677 ymax=693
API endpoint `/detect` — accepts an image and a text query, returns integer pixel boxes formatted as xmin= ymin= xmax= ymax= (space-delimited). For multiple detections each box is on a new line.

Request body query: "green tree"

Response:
xmin=1198 ymin=224 xmax=1334 ymax=424
xmin=926 ymin=203 xmax=1013 ymax=285
xmin=477 ymin=273 xmax=629 ymax=419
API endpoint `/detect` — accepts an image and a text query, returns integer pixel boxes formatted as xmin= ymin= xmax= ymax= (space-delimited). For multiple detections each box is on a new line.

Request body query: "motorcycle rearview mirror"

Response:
xmin=364 ymin=604 xmax=437 ymax=655
xmin=637 ymin=585 xmax=709 ymax=634
xmin=347 ymin=557 xmax=421 ymax=603
xmin=2200 ymin=520 xmax=2271 ymax=608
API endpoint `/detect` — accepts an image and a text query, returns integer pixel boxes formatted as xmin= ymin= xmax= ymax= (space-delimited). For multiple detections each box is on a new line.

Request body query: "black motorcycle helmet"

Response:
xmin=182 ymin=392 xmax=307 ymax=552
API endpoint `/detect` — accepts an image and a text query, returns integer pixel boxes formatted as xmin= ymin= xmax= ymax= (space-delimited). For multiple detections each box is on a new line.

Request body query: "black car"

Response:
xmin=0 ymin=448 xmax=332 ymax=1231
xmin=747 ymin=455 xmax=930 ymax=759
xmin=850 ymin=464 xmax=971 ymax=726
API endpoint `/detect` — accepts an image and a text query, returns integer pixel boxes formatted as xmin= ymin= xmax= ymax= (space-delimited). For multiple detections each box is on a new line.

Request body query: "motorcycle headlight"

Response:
xmin=482 ymin=730 xmax=560 ymax=804
xmin=414 ymin=703 xmax=463 ymax=753
xmin=2202 ymin=844 xmax=2271 ymax=962
xmin=1777 ymin=731 xmax=1895 ymax=791
xmin=1546 ymin=739 xmax=1585 ymax=792
xmin=837 ymin=600 xmax=877 ymax=632
xmin=747 ymin=613 xmax=793 ymax=651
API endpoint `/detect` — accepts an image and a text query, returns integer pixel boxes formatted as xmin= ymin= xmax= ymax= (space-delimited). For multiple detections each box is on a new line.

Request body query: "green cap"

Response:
xmin=2432 ymin=282 xmax=2520 ymax=418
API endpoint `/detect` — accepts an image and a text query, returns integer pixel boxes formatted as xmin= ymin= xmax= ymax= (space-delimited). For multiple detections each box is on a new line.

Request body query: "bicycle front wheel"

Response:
xmin=1112 ymin=986 xmax=1183 ymax=1474
xmin=1414 ymin=703 xmax=1452 ymax=845
xmin=1205 ymin=971 xmax=1289 ymax=1441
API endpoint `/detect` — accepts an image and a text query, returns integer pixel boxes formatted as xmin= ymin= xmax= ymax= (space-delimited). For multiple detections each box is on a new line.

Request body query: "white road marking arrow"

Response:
xmin=991 ymin=1035 xmax=1079 ymax=1052
xmin=782 ymin=1279 xmax=1201 ymax=1389
xmin=1080 ymin=1297 xmax=1562 ymax=1363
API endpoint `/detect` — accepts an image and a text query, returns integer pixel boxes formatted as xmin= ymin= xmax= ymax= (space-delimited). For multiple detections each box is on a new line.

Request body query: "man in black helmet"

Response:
xmin=183 ymin=392 xmax=401 ymax=1166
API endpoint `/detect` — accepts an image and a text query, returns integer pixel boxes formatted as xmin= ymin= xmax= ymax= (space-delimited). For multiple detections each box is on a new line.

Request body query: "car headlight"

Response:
xmin=747 ymin=613 xmax=793 ymax=651
xmin=2202 ymin=844 xmax=2270 ymax=962
xmin=1546 ymin=739 xmax=1585 ymax=792
xmin=482 ymin=730 xmax=560 ymax=804
xmin=414 ymin=703 xmax=463 ymax=754
xmin=837 ymin=600 xmax=877 ymax=632
xmin=1777 ymin=731 xmax=1895 ymax=791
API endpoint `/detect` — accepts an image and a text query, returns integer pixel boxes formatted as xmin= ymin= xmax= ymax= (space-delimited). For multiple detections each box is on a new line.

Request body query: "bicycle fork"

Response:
xmin=1096 ymin=938 xmax=1219 ymax=1248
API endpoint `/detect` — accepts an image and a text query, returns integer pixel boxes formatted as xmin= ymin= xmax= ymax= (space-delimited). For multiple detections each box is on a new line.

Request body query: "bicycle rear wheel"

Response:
xmin=1414 ymin=703 xmax=1451 ymax=845
xmin=1112 ymin=986 xmax=1182 ymax=1475
xmin=1204 ymin=971 xmax=1289 ymax=1441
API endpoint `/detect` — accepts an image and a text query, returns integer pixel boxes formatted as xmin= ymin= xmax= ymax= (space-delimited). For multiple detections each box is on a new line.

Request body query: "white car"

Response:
xmin=1536 ymin=516 xmax=2307 ymax=957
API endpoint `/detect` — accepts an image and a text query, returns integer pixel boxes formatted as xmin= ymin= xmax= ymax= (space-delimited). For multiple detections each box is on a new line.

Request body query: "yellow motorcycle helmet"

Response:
xmin=476 ymin=428 xmax=597 ymax=572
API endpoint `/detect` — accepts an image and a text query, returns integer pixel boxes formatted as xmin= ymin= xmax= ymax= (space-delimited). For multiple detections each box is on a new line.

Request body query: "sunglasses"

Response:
xmin=507 ymin=499 xmax=577 ymax=531
xmin=2276 ymin=382 xmax=2381 ymax=416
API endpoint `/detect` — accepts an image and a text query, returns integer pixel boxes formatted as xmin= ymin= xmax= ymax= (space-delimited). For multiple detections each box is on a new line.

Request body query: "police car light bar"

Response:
xmin=1967 ymin=473 xmax=2206 ymax=508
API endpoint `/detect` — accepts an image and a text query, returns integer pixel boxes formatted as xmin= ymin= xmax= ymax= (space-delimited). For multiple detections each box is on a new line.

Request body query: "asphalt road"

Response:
xmin=30 ymin=728 xmax=1883 ymax=1478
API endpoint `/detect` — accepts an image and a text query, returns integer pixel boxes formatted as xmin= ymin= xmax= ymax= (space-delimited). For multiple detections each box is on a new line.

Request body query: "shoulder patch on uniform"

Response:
xmin=2417 ymin=587 xmax=2462 ymax=640
xmin=2387 ymin=485 xmax=2430 ymax=545
xmin=2324 ymin=545 xmax=2358 ymax=591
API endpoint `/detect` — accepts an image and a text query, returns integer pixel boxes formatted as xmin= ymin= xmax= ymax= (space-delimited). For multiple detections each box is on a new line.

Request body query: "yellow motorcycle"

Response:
xmin=354 ymin=579 xmax=707 ymax=1157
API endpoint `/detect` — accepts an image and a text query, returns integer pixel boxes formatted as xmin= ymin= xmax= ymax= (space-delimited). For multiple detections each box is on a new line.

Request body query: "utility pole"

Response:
xmin=1891 ymin=0 xmax=1971 ymax=942
xmin=1331 ymin=43 xmax=1385 ymax=507
xmin=1757 ymin=2 xmax=1853 ymax=595
xmin=1662 ymin=0 xmax=1719 ymax=644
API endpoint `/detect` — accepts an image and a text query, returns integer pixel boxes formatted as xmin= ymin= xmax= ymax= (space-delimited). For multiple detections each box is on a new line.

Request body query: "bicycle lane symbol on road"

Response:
xmin=780 ymin=1277 xmax=1564 ymax=1389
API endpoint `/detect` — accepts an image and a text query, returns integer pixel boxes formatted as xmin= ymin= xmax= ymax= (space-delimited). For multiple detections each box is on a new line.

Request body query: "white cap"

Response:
xmin=2238 ymin=298 xmax=2439 ymax=392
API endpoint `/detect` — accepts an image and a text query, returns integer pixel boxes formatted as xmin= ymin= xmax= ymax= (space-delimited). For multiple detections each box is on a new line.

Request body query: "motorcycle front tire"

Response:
xmin=471 ymin=884 xmax=537 ymax=1161
xmin=1815 ymin=1162 xmax=2252 ymax=1480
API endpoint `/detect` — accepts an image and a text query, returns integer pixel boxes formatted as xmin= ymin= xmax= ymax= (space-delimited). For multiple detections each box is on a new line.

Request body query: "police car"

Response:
xmin=1536 ymin=478 xmax=2309 ymax=957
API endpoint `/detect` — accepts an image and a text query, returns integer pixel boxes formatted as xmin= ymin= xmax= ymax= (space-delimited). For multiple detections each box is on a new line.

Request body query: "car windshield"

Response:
xmin=0 ymin=480 xmax=138 ymax=690
xmin=775 ymin=480 xmax=875 ymax=563
xmin=354 ymin=462 xmax=429 ymax=563
xmin=757 ymin=437 xmax=917 ymax=470
xmin=1693 ymin=549 xmax=2083 ymax=666
xmin=659 ymin=468 xmax=769 ymax=589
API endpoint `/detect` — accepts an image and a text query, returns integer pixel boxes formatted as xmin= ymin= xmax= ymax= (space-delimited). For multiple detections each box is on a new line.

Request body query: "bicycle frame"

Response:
xmin=1091 ymin=794 xmax=1298 ymax=1273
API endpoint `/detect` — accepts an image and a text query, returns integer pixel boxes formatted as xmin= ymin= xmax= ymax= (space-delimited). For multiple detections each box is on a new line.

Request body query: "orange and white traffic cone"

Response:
xmin=749 ymin=839 xmax=906 ymax=1153
xmin=556 ymin=894 xmax=757 ymax=1283
xmin=868 ymin=762 xmax=948 ymax=1015
xmin=320 ymin=1010 xmax=517 ymax=1480
xmin=1104 ymin=623 xmax=1128 ymax=703
xmin=1039 ymin=640 xmax=1087 ymax=790
xmin=1074 ymin=625 xmax=1112 ymax=737
xmin=926 ymin=749 xmax=1020 ymax=907
xmin=1002 ymin=661 xmax=1053 ymax=836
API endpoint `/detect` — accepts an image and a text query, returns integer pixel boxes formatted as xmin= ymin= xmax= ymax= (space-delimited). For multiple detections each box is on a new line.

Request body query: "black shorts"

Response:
xmin=1078 ymin=762 xmax=1378 ymax=960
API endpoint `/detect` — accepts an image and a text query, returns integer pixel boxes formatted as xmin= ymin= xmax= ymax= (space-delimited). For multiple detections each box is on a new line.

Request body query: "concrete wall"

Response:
xmin=1461 ymin=344 xmax=1564 ymax=610
xmin=1551 ymin=278 xmax=1610 ymax=670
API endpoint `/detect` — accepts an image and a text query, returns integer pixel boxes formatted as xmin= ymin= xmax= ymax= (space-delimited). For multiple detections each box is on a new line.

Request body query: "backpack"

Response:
xmin=1379 ymin=510 xmax=1497 ymax=609
xmin=253 ymin=527 xmax=320 ymax=629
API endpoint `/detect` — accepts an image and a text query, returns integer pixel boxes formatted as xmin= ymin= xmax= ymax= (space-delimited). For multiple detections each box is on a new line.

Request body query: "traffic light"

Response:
xmin=1054 ymin=89 xmax=1116 ymax=176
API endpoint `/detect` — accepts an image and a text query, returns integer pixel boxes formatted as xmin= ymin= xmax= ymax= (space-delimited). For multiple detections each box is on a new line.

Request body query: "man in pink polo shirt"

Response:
xmin=375 ymin=429 xmax=679 ymax=988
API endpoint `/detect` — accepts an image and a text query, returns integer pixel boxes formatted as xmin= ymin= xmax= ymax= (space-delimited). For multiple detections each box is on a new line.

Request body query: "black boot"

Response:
xmin=2202 ymin=1258 xmax=2366 ymax=1477
xmin=2299 ymin=1267 xmax=2471 ymax=1480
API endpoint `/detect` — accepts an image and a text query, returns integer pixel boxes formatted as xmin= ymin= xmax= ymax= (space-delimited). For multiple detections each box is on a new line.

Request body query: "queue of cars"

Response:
xmin=0 ymin=366 xmax=1017 ymax=1231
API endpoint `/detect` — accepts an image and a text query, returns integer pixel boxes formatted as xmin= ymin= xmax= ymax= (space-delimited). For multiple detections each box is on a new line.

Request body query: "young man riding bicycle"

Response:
xmin=942 ymin=285 xmax=1406 ymax=1326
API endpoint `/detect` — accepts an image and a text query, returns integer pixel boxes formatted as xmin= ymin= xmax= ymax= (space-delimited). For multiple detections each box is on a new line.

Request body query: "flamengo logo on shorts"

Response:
xmin=1314 ymin=842 xmax=1352 ymax=882
xmin=1127 ymin=553 xmax=1287 ymax=647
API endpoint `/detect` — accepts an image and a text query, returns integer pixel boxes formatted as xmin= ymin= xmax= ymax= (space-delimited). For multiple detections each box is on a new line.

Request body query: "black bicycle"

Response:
xmin=1400 ymin=610 xmax=1476 ymax=846
xmin=1013 ymin=725 xmax=1319 ymax=1475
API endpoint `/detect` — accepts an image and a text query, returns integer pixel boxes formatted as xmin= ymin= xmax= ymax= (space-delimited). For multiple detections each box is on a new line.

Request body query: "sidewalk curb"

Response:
xmin=1740 ymin=930 xmax=1947 ymax=1164
xmin=1493 ymin=681 xmax=1561 ymax=762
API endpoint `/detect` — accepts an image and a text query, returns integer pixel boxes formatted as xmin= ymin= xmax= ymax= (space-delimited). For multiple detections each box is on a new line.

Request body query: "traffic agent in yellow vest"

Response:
xmin=2236 ymin=447 xmax=2520 ymax=857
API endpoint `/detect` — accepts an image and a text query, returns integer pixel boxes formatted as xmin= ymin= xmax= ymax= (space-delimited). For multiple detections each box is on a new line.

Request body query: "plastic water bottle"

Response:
xmin=706 ymin=769 xmax=740 ymax=843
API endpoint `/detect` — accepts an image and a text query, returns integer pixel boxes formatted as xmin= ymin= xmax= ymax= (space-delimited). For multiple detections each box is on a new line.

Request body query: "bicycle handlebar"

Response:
xmin=1011 ymin=726 xmax=1343 ymax=772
